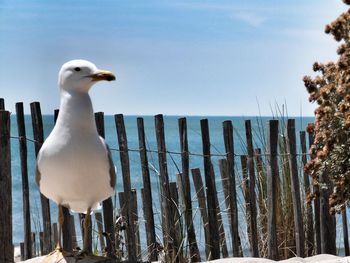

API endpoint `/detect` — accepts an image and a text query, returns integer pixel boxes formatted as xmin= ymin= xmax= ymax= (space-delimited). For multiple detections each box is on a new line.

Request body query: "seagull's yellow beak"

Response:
xmin=90 ymin=70 xmax=116 ymax=82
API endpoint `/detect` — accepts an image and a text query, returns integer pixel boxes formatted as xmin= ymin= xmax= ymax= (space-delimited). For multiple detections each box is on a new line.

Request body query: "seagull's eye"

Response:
xmin=74 ymin=67 xmax=81 ymax=72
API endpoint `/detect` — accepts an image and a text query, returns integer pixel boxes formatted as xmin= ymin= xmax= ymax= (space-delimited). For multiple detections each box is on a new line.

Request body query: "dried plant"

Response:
xmin=304 ymin=1 xmax=350 ymax=214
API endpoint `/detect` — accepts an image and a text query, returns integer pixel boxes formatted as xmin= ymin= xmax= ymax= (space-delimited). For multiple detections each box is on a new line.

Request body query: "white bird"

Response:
xmin=36 ymin=59 xmax=116 ymax=258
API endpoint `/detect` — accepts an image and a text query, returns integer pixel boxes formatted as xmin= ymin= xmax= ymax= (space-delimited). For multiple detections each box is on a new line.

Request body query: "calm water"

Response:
xmin=10 ymin=115 xmax=314 ymax=254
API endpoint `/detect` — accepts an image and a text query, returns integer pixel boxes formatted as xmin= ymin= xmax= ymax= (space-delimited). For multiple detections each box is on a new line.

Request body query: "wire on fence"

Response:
xmin=9 ymin=135 xmax=311 ymax=158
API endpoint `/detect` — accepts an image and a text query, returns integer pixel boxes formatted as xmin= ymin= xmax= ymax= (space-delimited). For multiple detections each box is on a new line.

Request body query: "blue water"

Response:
xmin=9 ymin=115 xmax=315 ymax=255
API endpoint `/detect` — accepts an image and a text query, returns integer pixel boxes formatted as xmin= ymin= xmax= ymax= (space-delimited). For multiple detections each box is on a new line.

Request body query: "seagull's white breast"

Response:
xmin=37 ymin=115 xmax=114 ymax=213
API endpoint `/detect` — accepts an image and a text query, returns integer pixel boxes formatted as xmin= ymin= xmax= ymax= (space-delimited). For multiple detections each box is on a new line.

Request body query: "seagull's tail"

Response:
xmin=70 ymin=202 xmax=102 ymax=214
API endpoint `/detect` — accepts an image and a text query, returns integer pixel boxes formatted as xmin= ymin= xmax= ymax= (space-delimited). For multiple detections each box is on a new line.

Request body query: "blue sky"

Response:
xmin=0 ymin=0 xmax=345 ymax=116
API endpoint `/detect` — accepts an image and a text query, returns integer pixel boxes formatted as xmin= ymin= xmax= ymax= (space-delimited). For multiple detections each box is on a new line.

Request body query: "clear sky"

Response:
xmin=0 ymin=0 xmax=345 ymax=116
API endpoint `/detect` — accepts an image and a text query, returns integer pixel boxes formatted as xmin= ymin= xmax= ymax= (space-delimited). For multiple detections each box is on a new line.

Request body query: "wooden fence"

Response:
xmin=0 ymin=98 xmax=347 ymax=262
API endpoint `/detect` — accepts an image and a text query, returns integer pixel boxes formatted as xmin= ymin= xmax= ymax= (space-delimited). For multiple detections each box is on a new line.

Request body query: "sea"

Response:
xmin=9 ymin=115 xmax=326 ymax=255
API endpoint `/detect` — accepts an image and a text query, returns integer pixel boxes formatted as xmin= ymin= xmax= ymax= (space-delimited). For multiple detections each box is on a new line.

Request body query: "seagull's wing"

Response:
xmin=100 ymin=137 xmax=116 ymax=189
xmin=35 ymin=150 xmax=42 ymax=188
xmin=107 ymin=144 xmax=116 ymax=189
xmin=36 ymin=164 xmax=41 ymax=187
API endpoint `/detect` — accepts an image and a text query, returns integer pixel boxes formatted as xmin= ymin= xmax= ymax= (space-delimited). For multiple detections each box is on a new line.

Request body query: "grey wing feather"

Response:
xmin=35 ymin=163 xmax=41 ymax=188
xmin=106 ymin=144 xmax=116 ymax=189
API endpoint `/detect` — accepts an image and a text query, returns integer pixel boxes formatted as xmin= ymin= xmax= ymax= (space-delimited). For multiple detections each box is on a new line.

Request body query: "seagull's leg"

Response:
xmin=76 ymin=207 xmax=93 ymax=259
xmin=83 ymin=207 xmax=92 ymax=253
xmin=43 ymin=205 xmax=65 ymax=262
xmin=57 ymin=204 xmax=64 ymax=250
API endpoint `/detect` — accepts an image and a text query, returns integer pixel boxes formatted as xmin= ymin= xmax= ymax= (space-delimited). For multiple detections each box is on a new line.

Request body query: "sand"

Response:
xmin=17 ymin=254 xmax=350 ymax=263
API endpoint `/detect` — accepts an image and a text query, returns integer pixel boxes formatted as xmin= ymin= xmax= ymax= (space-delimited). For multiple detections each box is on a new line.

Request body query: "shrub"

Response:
xmin=304 ymin=1 xmax=350 ymax=214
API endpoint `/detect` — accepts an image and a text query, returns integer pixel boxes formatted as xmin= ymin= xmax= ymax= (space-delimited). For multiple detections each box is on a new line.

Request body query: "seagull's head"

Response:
xmin=58 ymin=59 xmax=116 ymax=93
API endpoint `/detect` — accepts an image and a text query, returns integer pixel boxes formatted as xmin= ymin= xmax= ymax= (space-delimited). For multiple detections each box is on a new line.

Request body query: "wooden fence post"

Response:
xmin=285 ymin=119 xmax=305 ymax=257
xmin=178 ymin=117 xmax=200 ymax=262
xmin=211 ymin=165 xmax=228 ymax=258
xmin=240 ymin=155 xmax=253 ymax=252
xmin=222 ymin=120 xmax=241 ymax=257
xmin=0 ymin=110 xmax=13 ymax=263
xmin=191 ymin=168 xmax=210 ymax=259
xmin=31 ymin=233 xmax=36 ymax=257
xmin=62 ymin=207 xmax=72 ymax=252
xmin=39 ymin=232 xmax=44 ymax=255
xmin=300 ymin=131 xmax=314 ymax=256
xmin=319 ymin=174 xmax=336 ymax=254
xmin=137 ymin=117 xmax=157 ymax=261
xmin=52 ymin=223 xmax=58 ymax=247
xmin=200 ymin=119 xmax=220 ymax=260
xmin=219 ymin=159 xmax=241 ymax=257
xmin=266 ymin=120 xmax=279 ymax=260
xmin=155 ymin=114 xmax=177 ymax=262
xmin=20 ymin=243 xmax=25 ymax=261
xmin=94 ymin=112 xmax=115 ymax=258
xmin=94 ymin=212 xmax=106 ymax=252
xmin=70 ymin=215 xmax=78 ymax=249
xmin=16 ymin=103 xmax=32 ymax=260
xmin=244 ymin=120 xmax=259 ymax=257
xmin=115 ymin=114 xmax=137 ymax=261
xmin=0 ymin=98 xmax=4 ymax=110
xmin=307 ymin=124 xmax=321 ymax=254
xmin=169 ymin=182 xmax=184 ymax=262
xmin=118 ymin=191 xmax=127 ymax=247
xmin=130 ymin=189 xmax=141 ymax=260
xmin=30 ymin=102 xmax=52 ymax=254
xmin=343 ymin=210 xmax=350 ymax=256
xmin=254 ymin=147 xmax=267 ymax=253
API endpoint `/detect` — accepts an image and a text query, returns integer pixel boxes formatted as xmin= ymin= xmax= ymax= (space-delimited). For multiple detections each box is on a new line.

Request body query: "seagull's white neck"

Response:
xmin=56 ymin=89 xmax=98 ymax=133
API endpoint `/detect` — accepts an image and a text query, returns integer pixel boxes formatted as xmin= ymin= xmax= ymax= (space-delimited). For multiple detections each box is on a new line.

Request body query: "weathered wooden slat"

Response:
xmin=15 ymin=102 xmax=32 ymax=260
xmin=254 ymin=147 xmax=267 ymax=254
xmin=62 ymin=208 xmax=73 ymax=252
xmin=191 ymin=168 xmax=210 ymax=259
xmin=31 ymin=233 xmax=36 ymax=257
xmin=169 ymin=182 xmax=184 ymax=262
xmin=115 ymin=114 xmax=137 ymax=261
xmin=39 ymin=232 xmax=44 ymax=256
xmin=300 ymin=131 xmax=314 ymax=256
xmin=52 ymin=223 xmax=58 ymax=246
xmin=240 ymin=155 xmax=252 ymax=251
xmin=130 ymin=189 xmax=141 ymax=260
xmin=285 ymin=119 xmax=305 ymax=257
xmin=343 ymin=209 xmax=350 ymax=256
xmin=319 ymin=173 xmax=336 ymax=254
xmin=95 ymin=212 xmax=106 ymax=252
xmin=78 ymin=214 xmax=84 ymax=245
xmin=266 ymin=120 xmax=279 ymax=260
xmin=20 ymin=242 xmax=25 ymax=261
xmin=307 ymin=125 xmax=321 ymax=254
xmin=200 ymin=119 xmax=220 ymax=260
xmin=155 ymin=114 xmax=176 ymax=262
xmin=0 ymin=98 xmax=5 ymax=110
xmin=118 ymin=191 xmax=127 ymax=257
xmin=70 ymin=215 xmax=78 ymax=249
xmin=210 ymin=165 xmax=228 ymax=258
xmin=137 ymin=117 xmax=157 ymax=261
xmin=222 ymin=120 xmax=241 ymax=257
xmin=95 ymin=112 xmax=115 ymax=258
xmin=244 ymin=120 xmax=259 ymax=257
xmin=30 ymin=102 xmax=52 ymax=254
xmin=0 ymin=110 xmax=13 ymax=263
xmin=100 ymin=175 xmax=115 ymax=253
xmin=178 ymin=117 xmax=200 ymax=262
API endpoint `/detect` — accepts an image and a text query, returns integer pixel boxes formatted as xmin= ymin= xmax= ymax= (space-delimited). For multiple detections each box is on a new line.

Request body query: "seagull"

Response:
xmin=36 ymin=59 xmax=116 ymax=259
